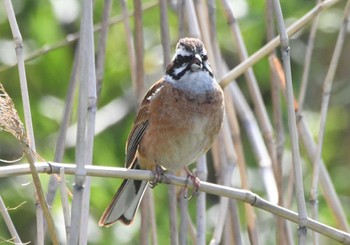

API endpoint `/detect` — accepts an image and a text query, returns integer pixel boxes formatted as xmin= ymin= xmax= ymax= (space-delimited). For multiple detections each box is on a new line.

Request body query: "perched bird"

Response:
xmin=99 ymin=38 xmax=224 ymax=226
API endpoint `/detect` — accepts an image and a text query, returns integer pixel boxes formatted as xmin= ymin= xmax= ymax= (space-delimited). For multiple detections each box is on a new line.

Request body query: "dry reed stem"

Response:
xmin=298 ymin=0 xmax=322 ymax=110
xmin=0 ymin=1 xmax=158 ymax=74
xmin=120 ymin=0 xmax=137 ymax=89
xmin=229 ymin=82 xmax=278 ymax=203
xmin=210 ymin=122 xmax=237 ymax=244
xmin=0 ymin=196 xmax=22 ymax=244
xmin=133 ymin=0 xmax=145 ymax=102
xmin=272 ymin=0 xmax=308 ymax=244
xmin=46 ymin=47 xmax=79 ymax=207
xmin=96 ymin=0 xmax=112 ymax=98
xmin=179 ymin=191 xmax=189 ymax=245
xmin=270 ymin=55 xmax=350 ymax=232
xmin=69 ymin=0 xmax=97 ymax=243
xmin=220 ymin=1 xmax=279 ymax=191
xmin=158 ymin=3 xmax=178 ymax=244
xmin=268 ymin=55 xmax=292 ymax=245
xmin=3 ymin=1 xmax=59 ymax=242
xmin=310 ymin=1 xmax=350 ymax=244
xmin=1 ymin=162 xmax=350 ymax=243
xmin=224 ymin=89 xmax=260 ymax=245
xmin=266 ymin=1 xmax=290 ymax=243
xmin=59 ymin=168 xmax=71 ymax=242
xmin=219 ymin=0 xmax=343 ymax=89
xmin=196 ymin=155 xmax=208 ymax=245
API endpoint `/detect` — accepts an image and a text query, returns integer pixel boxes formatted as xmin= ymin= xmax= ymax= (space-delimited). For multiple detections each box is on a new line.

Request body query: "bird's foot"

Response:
xmin=150 ymin=164 xmax=166 ymax=188
xmin=183 ymin=167 xmax=200 ymax=200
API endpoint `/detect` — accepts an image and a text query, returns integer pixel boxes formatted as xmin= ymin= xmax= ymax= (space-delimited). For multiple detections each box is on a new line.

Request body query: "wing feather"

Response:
xmin=125 ymin=79 xmax=165 ymax=168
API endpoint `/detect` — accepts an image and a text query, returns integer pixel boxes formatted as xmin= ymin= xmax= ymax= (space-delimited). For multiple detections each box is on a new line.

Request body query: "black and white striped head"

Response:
xmin=165 ymin=38 xmax=214 ymax=85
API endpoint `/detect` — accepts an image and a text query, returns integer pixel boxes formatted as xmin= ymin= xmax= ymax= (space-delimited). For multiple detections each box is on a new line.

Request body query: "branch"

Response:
xmin=1 ymin=162 xmax=350 ymax=244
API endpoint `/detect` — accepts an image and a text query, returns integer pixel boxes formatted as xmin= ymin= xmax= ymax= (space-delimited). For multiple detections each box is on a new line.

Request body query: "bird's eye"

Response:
xmin=201 ymin=54 xmax=208 ymax=61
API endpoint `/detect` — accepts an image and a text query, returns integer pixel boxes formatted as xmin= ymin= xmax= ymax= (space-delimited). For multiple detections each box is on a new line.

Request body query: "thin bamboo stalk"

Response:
xmin=69 ymin=0 xmax=97 ymax=243
xmin=298 ymin=0 xmax=322 ymax=111
xmin=3 ymin=1 xmax=59 ymax=244
xmin=210 ymin=122 xmax=237 ymax=244
xmin=267 ymin=55 xmax=292 ymax=245
xmin=177 ymin=0 xmax=185 ymax=38
xmin=229 ymin=82 xmax=278 ymax=203
xmin=265 ymin=0 xmax=290 ymax=243
xmin=46 ymin=47 xmax=79 ymax=207
xmin=159 ymin=0 xmax=171 ymax=69
xmin=219 ymin=0 xmax=343 ymax=89
xmin=0 ymin=1 xmax=158 ymax=74
xmin=271 ymin=55 xmax=350 ymax=232
xmin=310 ymin=2 xmax=350 ymax=244
xmin=179 ymin=191 xmax=189 ymax=245
xmin=158 ymin=3 xmax=178 ymax=244
xmin=228 ymin=199 xmax=243 ymax=245
xmin=225 ymin=89 xmax=260 ymax=245
xmin=1 ymin=162 xmax=350 ymax=244
xmin=96 ymin=0 xmax=112 ymax=98
xmin=184 ymin=0 xmax=201 ymax=38
xmin=272 ymin=1 xmax=308 ymax=244
xmin=0 ymin=196 xmax=22 ymax=244
xmin=196 ymin=155 xmax=207 ymax=245
xmin=133 ymin=0 xmax=145 ymax=101
xmin=59 ymin=168 xmax=71 ymax=242
xmin=220 ymin=1 xmax=279 ymax=190
xmin=120 ymin=0 xmax=137 ymax=89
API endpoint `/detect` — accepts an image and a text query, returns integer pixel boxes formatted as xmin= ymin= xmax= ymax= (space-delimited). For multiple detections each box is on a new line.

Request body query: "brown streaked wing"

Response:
xmin=124 ymin=79 xmax=165 ymax=168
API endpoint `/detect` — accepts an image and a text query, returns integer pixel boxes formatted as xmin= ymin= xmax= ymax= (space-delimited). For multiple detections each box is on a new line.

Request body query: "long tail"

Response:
xmin=99 ymin=171 xmax=148 ymax=226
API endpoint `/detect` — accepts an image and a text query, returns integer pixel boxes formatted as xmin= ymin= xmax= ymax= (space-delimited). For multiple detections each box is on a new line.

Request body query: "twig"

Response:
xmin=1 ymin=162 xmax=350 ymax=244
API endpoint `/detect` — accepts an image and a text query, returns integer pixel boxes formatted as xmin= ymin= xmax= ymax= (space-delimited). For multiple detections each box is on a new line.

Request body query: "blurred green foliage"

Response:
xmin=0 ymin=0 xmax=349 ymax=244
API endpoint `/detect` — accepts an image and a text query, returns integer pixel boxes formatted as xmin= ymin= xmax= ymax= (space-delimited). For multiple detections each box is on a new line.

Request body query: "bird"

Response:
xmin=99 ymin=37 xmax=224 ymax=226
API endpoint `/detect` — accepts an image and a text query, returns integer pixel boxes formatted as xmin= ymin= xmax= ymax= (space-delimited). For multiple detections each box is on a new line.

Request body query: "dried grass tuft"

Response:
xmin=0 ymin=83 xmax=27 ymax=145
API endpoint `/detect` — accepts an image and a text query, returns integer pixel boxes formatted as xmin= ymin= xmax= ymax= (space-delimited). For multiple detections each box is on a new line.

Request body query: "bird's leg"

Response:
xmin=150 ymin=164 xmax=166 ymax=188
xmin=183 ymin=167 xmax=201 ymax=200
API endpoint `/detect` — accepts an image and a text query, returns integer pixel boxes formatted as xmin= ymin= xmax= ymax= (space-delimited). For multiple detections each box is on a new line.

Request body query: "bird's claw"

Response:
xmin=183 ymin=169 xmax=200 ymax=200
xmin=150 ymin=165 xmax=165 ymax=188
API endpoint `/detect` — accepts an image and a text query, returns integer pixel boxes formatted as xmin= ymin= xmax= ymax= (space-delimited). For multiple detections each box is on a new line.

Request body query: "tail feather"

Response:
xmin=99 ymin=178 xmax=148 ymax=226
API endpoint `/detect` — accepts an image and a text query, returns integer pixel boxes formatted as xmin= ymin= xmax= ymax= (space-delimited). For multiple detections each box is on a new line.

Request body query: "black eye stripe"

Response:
xmin=176 ymin=55 xmax=192 ymax=64
xmin=176 ymin=54 xmax=208 ymax=64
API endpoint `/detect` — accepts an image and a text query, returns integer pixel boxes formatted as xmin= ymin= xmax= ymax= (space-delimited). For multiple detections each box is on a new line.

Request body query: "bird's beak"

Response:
xmin=190 ymin=54 xmax=202 ymax=72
